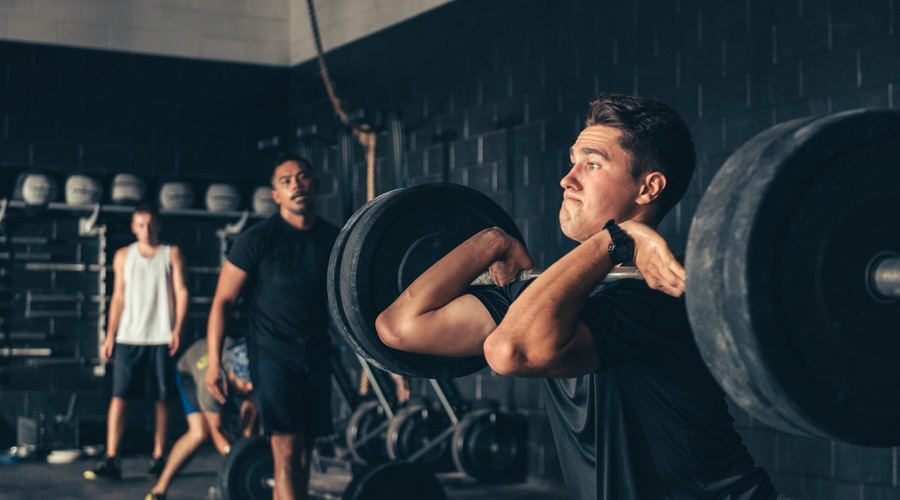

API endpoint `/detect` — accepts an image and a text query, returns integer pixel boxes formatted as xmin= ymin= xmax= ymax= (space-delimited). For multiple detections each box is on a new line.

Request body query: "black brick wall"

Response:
xmin=0 ymin=40 xmax=287 ymax=185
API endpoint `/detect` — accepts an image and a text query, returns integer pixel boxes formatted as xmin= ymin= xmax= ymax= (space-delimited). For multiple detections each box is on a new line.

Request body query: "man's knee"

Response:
xmin=270 ymin=433 xmax=308 ymax=462
xmin=187 ymin=425 xmax=209 ymax=444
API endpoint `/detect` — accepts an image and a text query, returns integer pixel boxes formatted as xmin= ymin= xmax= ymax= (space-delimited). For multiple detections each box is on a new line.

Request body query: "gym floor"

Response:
xmin=0 ymin=447 xmax=569 ymax=500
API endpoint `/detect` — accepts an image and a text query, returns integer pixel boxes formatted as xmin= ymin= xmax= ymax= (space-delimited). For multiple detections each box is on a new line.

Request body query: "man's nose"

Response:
xmin=560 ymin=165 xmax=579 ymax=189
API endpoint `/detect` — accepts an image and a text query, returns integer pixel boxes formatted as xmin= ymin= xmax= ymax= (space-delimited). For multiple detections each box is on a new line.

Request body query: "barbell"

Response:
xmin=327 ymin=108 xmax=900 ymax=446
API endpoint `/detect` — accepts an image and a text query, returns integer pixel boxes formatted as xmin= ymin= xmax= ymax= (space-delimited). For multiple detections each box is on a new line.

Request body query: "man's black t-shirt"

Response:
xmin=470 ymin=278 xmax=776 ymax=500
xmin=227 ymin=214 xmax=339 ymax=366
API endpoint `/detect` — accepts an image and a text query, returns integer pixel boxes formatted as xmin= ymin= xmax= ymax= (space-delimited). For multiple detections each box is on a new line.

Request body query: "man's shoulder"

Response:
xmin=235 ymin=215 xmax=278 ymax=242
xmin=113 ymin=244 xmax=133 ymax=262
xmin=314 ymin=217 xmax=341 ymax=242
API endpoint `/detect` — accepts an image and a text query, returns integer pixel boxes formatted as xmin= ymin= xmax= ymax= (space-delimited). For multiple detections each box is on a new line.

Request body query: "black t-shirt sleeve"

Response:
xmin=579 ymin=279 xmax=694 ymax=371
xmin=472 ymin=277 xmax=694 ymax=372
xmin=227 ymin=221 xmax=266 ymax=273
xmin=467 ymin=280 xmax=535 ymax=325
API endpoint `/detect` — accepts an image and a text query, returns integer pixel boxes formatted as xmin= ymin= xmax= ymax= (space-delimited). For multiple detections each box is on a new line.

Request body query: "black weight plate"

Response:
xmin=218 ymin=436 xmax=273 ymax=500
xmin=386 ymin=403 xmax=451 ymax=468
xmin=345 ymin=400 xmax=390 ymax=466
xmin=340 ymin=183 xmax=523 ymax=378
xmin=328 ymin=190 xmax=404 ymax=376
xmin=686 ymin=109 xmax=900 ymax=446
xmin=451 ymin=409 xmax=526 ymax=483
xmin=342 ymin=460 xmax=447 ymax=500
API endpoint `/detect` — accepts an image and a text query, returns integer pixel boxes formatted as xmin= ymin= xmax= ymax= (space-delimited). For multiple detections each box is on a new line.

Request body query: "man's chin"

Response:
xmin=287 ymin=206 xmax=311 ymax=216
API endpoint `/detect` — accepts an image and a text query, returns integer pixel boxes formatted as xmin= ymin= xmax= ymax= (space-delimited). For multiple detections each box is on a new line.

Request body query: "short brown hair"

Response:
xmin=585 ymin=93 xmax=695 ymax=223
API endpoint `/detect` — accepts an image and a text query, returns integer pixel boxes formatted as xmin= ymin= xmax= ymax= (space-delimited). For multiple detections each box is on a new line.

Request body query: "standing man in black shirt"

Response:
xmin=206 ymin=153 xmax=339 ymax=500
xmin=377 ymin=94 xmax=780 ymax=499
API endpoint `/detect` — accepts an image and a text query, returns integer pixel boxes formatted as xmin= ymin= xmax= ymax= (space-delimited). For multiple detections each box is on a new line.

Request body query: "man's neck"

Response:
xmin=280 ymin=209 xmax=316 ymax=230
xmin=136 ymin=240 xmax=161 ymax=256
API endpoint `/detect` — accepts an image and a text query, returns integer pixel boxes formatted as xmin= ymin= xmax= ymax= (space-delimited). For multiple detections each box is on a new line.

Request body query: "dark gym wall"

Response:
xmin=0 ymin=40 xmax=288 ymax=179
xmin=0 ymin=41 xmax=288 ymax=448
xmin=0 ymin=0 xmax=898 ymax=497
xmin=286 ymin=0 xmax=900 ymax=498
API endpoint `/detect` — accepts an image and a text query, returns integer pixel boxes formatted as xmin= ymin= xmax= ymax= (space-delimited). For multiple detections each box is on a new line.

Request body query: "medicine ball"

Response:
xmin=252 ymin=186 xmax=277 ymax=215
xmin=205 ymin=183 xmax=242 ymax=212
xmin=110 ymin=173 xmax=146 ymax=205
xmin=65 ymin=174 xmax=103 ymax=205
xmin=158 ymin=180 xmax=195 ymax=210
xmin=18 ymin=171 xmax=58 ymax=206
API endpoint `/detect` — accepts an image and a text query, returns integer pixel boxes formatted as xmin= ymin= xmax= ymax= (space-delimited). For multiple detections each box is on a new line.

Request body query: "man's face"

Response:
xmin=131 ymin=212 xmax=161 ymax=245
xmin=559 ymin=125 xmax=643 ymax=242
xmin=271 ymin=160 xmax=318 ymax=215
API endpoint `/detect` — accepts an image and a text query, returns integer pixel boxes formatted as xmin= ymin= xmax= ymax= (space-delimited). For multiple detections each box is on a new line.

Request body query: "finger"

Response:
xmin=657 ymin=262 xmax=685 ymax=296
xmin=211 ymin=385 xmax=226 ymax=404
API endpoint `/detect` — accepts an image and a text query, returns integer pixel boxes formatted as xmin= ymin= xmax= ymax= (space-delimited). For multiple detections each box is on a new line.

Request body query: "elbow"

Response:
xmin=484 ymin=341 xmax=519 ymax=376
xmin=375 ymin=309 xmax=411 ymax=351
xmin=484 ymin=332 xmax=530 ymax=376
xmin=484 ymin=327 xmax=556 ymax=377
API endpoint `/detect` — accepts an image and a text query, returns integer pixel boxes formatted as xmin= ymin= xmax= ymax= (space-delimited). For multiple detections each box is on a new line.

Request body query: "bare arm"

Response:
xmin=168 ymin=246 xmax=190 ymax=356
xmin=205 ymin=261 xmax=248 ymax=404
xmin=376 ymin=228 xmax=535 ymax=357
xmin=102 ymin=248 xmax=128 ymax=363
xmin=484 ymin=221 xmax=685 ymax=378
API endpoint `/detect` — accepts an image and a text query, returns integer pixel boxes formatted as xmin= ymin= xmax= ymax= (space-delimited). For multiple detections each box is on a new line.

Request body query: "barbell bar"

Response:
xmin=469 ymin=266 xmax=644 ymax=287
xmin=470 ymin=257 xmax=900 ymax=299
xmin=328 ymin=108 xmax=900 ymax=446
xmin=868 ymin=253 xmax=900 ymax=301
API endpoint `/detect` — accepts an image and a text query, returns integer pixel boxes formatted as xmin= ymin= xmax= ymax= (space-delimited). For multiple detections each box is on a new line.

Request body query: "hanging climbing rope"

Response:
xmin=305 ymin=0 xmax=377 ymax=201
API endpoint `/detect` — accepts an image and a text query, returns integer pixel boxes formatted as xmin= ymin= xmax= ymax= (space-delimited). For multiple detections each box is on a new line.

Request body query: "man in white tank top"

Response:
xmin=84 ymin=204 xmax=189 ymax=481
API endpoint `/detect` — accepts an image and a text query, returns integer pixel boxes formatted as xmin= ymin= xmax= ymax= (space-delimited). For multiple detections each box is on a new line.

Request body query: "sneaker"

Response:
xmin=144 ymin=492 xmax=167 ymax=500
xmin=146 ymin=456 xmax=166 ymax=478
xmin=83 ymin=456 xmax=122 ymax=480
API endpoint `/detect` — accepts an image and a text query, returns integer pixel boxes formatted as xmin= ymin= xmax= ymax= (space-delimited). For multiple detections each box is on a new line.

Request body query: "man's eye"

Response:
xmin=588 ymin=162 xmax=600 ymax=170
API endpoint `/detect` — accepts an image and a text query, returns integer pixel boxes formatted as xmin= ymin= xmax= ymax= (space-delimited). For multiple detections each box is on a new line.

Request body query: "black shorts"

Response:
xmin=251 ymin=354 xmax=333 ymax=438
xmin=112 ymin=344 xmax=176 ymax=401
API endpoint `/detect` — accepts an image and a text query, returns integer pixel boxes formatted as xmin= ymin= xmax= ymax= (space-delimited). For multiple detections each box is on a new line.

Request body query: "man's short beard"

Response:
xmin=289 ymin=206 xmax=311 ymax=216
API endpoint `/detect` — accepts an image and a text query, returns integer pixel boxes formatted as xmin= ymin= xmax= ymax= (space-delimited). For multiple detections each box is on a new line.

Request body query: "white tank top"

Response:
xmin=116 ymin=243 xmax=175 ymax=345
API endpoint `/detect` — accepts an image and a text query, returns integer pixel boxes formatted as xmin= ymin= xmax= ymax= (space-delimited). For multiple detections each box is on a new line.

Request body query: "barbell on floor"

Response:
xmin=327 ymin=108 xmax=900 ymax=447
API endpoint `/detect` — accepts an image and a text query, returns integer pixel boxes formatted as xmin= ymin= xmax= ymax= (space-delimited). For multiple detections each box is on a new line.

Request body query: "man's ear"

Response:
xmin=636 ymin=171 xmax=666 ymax=206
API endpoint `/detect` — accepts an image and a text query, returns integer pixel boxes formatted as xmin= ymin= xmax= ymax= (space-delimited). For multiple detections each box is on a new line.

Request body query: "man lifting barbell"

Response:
xmin=375 ymin=93 xmax=782 ymax=499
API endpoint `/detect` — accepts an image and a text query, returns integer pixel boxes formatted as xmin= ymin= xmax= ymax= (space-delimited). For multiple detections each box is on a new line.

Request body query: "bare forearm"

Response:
xmin=376 ymin=228 xmax=514 ymax=355
xmin=172 ymin=289 xmax=189 ymax=337
xmin=388 ymin=228 xmax=508 ymax=318
xmin=485 ymin=231 xmax=614 ymax=376
xmin=206 ymin=301 xmax=230 ymax=368
xmin=106 ymin=296 xmax=125 ymax=340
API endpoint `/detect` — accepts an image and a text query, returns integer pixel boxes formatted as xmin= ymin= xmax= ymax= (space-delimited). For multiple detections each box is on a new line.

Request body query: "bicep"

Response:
xmin=170 ymin=247 xmax=189 ymax=293
xmin=110 ymin=250 xmax=127 ymax=299
xmin=406 ymin=294 xmax=497 ymax=357
xmin=213 ymin=261 xmax=249 ymax=304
